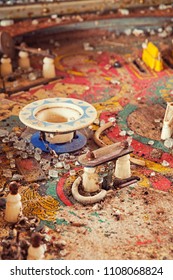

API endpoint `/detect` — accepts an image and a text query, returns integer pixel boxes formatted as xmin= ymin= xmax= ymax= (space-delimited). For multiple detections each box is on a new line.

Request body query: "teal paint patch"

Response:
xmin=68 ymin=210 xmax=82 ymax=219
xmin=129 ymin=185 xmax=135 ymax=190
xmin=104 ymin=88 xmax=111 ymax=93
xmin=150 ymin=77 xmax=173 ymax=103
xmin=84 ymin=226 xmax=92 ymax=232
xmin=98 ymin=219 xmax=106 ymax=223
xmin=90 ymin=212 xmax=108 ymax=223
xmin=40 ymin=219 xmax=56 ymax=230
xmin=0 ymin=115 xmax=25 ymax=131
xmin=46 ymin=180 xmax=67 ymax=207
xmin=118 ymin=103 xmax=137 ymax=131
xmin=56 ymin=218 xmax=69 ymax=225
xmin=132 ymin=134 xmax=168 ymax=153
xmin=90 ymin=212 xmax=100 ymax=218
xmin=68 ymin=210 xmax=78 ymax=216
xmin=46 ymin=180 xmax=58 ymax=200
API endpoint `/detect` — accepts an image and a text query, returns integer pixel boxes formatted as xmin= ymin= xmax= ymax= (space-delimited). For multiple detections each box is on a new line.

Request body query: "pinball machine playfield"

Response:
xmin=0 ymin=0 xmax=173 ymax=260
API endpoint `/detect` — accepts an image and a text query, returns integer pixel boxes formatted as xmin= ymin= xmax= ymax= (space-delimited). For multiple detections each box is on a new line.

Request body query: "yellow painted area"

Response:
xmin=159 ymin=80 xmax=173 ymax=103
xmin=166 ymin=83 xmax=173 ymax=88
xmin=54 ymin=54 xmax=89 ymax=76
xmin=54 ymin=55 xmax=65 ymax=71
xmin=126 ymin=53 xmax=157 ymax=79
xmin=94 ymin=83 xmax=130 ymax=112
xmin=132 ymin=170 xmax=151 ymax=188
xmin=100 ymin=135 xmax=115 ymax=146
xmin=53 ymin=82 xmax=88 ymax=96
xmin=21 ymin=187 xmax=59 ymax=222
xmin=104 ymin=77 xmax=114 ymax=81
xmin=94 ymin=100 xmax=121 ymax=115
xmin=131 ymin=153 xmax=173 ymax=174
xmin=131 ymin=62 xmax=157 ymax=79
xmin=161 ymin=92 xmax=173 ymax=103
xmin=68 ymin=70 xmax=85 ymax=76
xmin=145 ymin=159 xmax=173 ymax=174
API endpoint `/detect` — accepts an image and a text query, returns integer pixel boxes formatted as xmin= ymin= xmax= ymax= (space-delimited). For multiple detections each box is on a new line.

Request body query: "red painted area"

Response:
xmin=118 ymin=97 xmax=131 ymax=107
xmin=18 ymin=159 xmax=34 ymax=170
xmin=131 ymin=140 xmax=157 ymax=160
xmin=135 ymin=235 xmax=153 ymax=246
xmin=161 ymin=153 xmax=173 ymax=168
xmin=61 ymin=76 xmax=89 ymax=85
xmin=56 ymin=175 xmax=73 ymax=206
xmin=150 ymin=175 xmax=172 ymax=192
xmin=136 ymin=239 xmax=153 ymax=246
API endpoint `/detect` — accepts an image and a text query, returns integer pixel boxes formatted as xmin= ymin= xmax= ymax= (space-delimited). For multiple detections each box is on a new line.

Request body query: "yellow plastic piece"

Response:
xmin=142 ymin=42 xmax=163 ymax=72
xmin=142 ymin=49 xmax=150 ymax=67
xmin=155 ymin=58 xmax=163 ymax=72
xmin=148 ymin=56 xmax=156 ymax=70
xmin=147 ymin=42 xmax=159 ymax=58
xmin=142 ymin=49 xmax=155 ymax=69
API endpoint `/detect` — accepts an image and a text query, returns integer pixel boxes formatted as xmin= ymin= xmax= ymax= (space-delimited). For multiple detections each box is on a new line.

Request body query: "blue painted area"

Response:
xmin=31 ymin=131 xmax=87 ymax=153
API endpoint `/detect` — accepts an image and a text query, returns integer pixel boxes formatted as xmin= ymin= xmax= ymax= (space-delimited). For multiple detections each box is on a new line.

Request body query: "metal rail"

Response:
xmin=0 ymin=0 xmax=172 ymax=20
xmin=20 ymin=16 xmax=173 ymax=42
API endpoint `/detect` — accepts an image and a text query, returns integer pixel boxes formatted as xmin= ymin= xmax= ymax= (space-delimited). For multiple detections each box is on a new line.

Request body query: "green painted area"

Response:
xmin=84 ymin=226 xmax=92 ymax=232
xmin=98 ymin=219 xmax=106 ymax=223
xmin=68 ymin=210 xmax=82 ymax=219
xmin=104 ymin=88 xmax=111 ymax=93
xmin=90 ymin=212 xmax=107 ymax=223
xmin=129 ymin=185 xmax=135 ymax=190
xmin=117 ymin=103 xmax=169 ymax=153
xmin=118 ymin=103 xmax=137 ymax=131
xmin=46 ymin=180 xmax=58 ymax=200
xmin=40 ymin=219 xmax=56 ymax=230
xmin=119 ymin=103 xmax=137 ymax=122
xmin=133 ymin=134 xmax=168 ymax=152
xmin=56 ymin=218 xmax=69 ymax=225
xmin=40 ymin=217 xmax=68 ymax=229
xmin=69 ymin=210 xmax=78 ymax=216
xmin=46 ymin=180 xmax=68 ymax=207
xmin=90 ymin=212 xmax=100 ymax=218
xmin=0 ymin=115 xmax=25 ymax=131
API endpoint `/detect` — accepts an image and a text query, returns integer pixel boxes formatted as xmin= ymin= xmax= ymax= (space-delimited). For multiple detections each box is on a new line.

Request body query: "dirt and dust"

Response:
xmin=56 ymin=185 xmax=173 ymax=260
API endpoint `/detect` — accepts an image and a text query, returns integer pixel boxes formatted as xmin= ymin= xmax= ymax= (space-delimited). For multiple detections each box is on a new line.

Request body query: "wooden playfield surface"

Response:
xmin=0 ymin=10 xmax=173 ymax=259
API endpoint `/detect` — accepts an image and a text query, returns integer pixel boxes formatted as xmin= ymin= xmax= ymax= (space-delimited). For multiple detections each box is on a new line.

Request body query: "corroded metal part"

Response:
xmin=0 ymin=31 xmax=54 ymax=58
xmin=78 ymin=142 xmax=133 ymax=167
xmin=0 ymin=31 xmax=15 ymax=58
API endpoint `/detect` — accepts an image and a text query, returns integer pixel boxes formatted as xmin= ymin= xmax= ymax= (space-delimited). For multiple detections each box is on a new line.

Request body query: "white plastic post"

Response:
xmin=161 ymin=102 xmax=173 ymax=140
xmin=114 ymin=154 xmax=131 ymax=179
xmin=42 ymin=57 xmax=56 ymax=79
xmin=82 ymin=167 xmax=100 ymax=193
xmin=4 ymin=185 xmax=22 ymax=223
xmin=0 ymin=56 xmax=13 ymax=77
xmin=18 ymin=51 xmax=30 ymax=69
